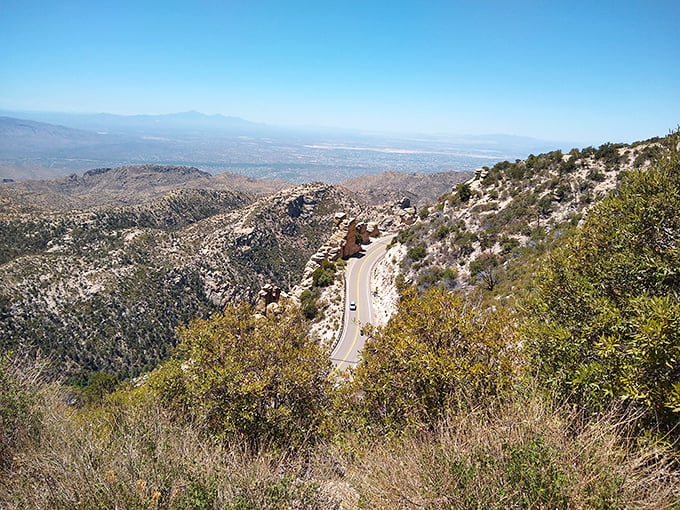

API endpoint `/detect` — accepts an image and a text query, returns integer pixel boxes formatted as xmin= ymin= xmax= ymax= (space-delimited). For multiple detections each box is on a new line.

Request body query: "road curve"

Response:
xmin=331 ymin=234 xmax=395 ymax=371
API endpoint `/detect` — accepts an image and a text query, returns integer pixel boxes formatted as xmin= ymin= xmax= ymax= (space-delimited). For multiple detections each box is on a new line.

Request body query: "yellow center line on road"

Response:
xmin=331 ymin=235 xmax=393 ymax=374
xmin=331 ymin=243 xmax=377 ymax=374
xmin=332 ymin=255 xmax=365 ymax=373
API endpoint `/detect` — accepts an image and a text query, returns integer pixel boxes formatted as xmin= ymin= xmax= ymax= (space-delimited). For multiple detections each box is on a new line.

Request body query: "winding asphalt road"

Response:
xmin=331 ymin=234 xmax=395 ymax=371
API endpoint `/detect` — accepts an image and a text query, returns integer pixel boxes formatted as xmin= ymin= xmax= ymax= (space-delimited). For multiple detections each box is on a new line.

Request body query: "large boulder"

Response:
xmin=255 ymin=283 xmax=282 ymax=314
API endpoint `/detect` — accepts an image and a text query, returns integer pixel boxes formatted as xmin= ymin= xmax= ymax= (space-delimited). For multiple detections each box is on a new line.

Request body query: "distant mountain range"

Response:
xmin=0 ymin=112 xmax=570 ymax=182
xmin=0 ymin=110 xmax=264 ymax=136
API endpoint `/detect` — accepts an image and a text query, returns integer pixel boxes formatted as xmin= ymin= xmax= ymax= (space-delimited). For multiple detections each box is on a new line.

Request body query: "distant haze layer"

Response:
xmin=1 ymin=111 xmax=569 ymax=183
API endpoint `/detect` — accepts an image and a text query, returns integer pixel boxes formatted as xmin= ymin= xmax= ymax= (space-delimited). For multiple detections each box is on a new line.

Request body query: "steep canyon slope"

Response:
xmin=0 ymin=168 xmax=365 ymax=379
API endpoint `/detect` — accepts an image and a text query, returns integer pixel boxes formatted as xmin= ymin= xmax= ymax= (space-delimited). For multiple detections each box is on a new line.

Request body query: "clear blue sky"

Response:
xmin=1 ymin=0 xmax=678 ymax=144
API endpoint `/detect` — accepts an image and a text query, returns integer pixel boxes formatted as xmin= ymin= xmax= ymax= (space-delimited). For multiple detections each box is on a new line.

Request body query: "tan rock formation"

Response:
xmin=398 ymin=206 xmax=417 ymax=225
xmin=474 ymin=167 xmax=489 ymax=181
xmin=365 ymin=221 xmax=380 ymax=238
xmin=255 ymin=283 xmax=281 ymax=314
xmin=325 ymin=213 xmax=361 ymax=259
xmin=294 ymin=212 xmax=366 ymax=296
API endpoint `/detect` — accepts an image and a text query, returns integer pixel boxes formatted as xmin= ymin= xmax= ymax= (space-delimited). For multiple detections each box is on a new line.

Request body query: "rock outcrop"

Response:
xmin=255 ymin=283 xmax=282 ymax=315
xmin=474 ymin=167 xmax=490 ymax=181
xmin=372 ymin=196 xmax=418 ymax=231
xmin=294 ymin=211 xmax=381 ymax=294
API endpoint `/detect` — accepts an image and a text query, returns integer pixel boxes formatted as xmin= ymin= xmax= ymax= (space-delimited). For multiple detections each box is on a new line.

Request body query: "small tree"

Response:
xmin=352 ymin=287 xmax=520 ymax=432
xmin=470 ymin=253 xmax=501 ymax=290
xmin=151 ymin=303 xmax=333 ymax=448
xmin=457 ymin=183 xmax=472 ymax=202
xmin=312 ymin=267 xmax=334 ymax=287
xmin=407 ymin=245 xmax=427 ymax=261
xmin=300 ymin=289 xmax=319 ymax=319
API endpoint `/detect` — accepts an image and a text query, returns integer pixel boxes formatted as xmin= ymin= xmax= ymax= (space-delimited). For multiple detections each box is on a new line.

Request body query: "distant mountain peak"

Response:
xmin=83 ymin=164 xmax=210 ymax=179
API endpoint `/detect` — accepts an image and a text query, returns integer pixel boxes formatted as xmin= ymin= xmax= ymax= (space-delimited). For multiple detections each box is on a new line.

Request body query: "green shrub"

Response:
xmin=456 ymin=183 xmax=472 ymax=202
xmin=500 ymin=236 xmax=520 ymax=255
xmin=312 ymin=267 xmax=335 ymax=287
xmin=504 ymin=434 xmax=567 ymax=508
xmin=469 ymin=253 xmax=502 ymax=290
xmin=320 ymin=259 xmax=336 ymax=272
xmin=407 ymin=245 xmax=427 ymax=261
xmin=300 ymin=288 xmax=320 ymax=319
xmin=587 ymin=168 xmax=606 ymax=182
xmin=151 ymin=304 xmax=333 ymax=448
xmin=595 ymin=142 xmax=625 ymax=165
xmin=526 ymin=134 xmax=680 ymax=428
xmin=352 ymin=287 xmax=520 ymax=432
xmin=416 ymin=265 xmax=458 ymax=290
xmin=69 ymin=371 xmax=119 ymax=405
xmin=434 ymin=224 xmax=451 ymax=240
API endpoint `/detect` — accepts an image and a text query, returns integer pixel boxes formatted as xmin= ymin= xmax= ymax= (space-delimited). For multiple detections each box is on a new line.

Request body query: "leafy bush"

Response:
xmin=151 ymin=303 xmax=333 ymax=448
xmin=434 ymin=224 xmax=451 ymax=240
xmin=300 ymin=288 xmax=320 ymax=319
xmin=351 ymin=287 xmax=520 ymax=432
xmin=67 ymin=371 xmax=119 ymax=405
xmin=416 ymin=265 xmax=458 ymax=290
xmin=469 ymin=253 xmax=502 ymax=290
xmin=500 ymin=236 xmax=521 ymax=255
xmin=526 ymin=135 xmax=680 ymax=427
xmin=595 ymin=142 xmax=625 ymax=166
xmin=456 ymin=183 xmax=472 ymax=202
xmin=312 ymin=267 xmax=335 ymax=287
xmin=587 ymin=168 xmax=606 ymax=182
xmin=407 ymin=245 xmax=427 ymax=261
xmin=320 ymin=258 xmax=336 ymax=272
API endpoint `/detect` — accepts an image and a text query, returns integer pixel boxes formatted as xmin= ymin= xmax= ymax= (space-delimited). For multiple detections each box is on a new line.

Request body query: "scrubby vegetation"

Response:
xmin=150 ymin=304 xmax=333 ymax=449
xmin=1 ymin=133 xmax=679 ymax=507
xmin=526 ymin=139 xmax=680 ymax=428
xmin=2 ymin=296 xmax=678 ymax=508
xmin=301 ymin=259 xmax=343 ymax=320
xmin=397 ymin=135 xmax=668 ymax=299
xmin=0 ymin=182 xmax=362 ymax=381
xmin=352 ymin=287 xmax=520 ymax=432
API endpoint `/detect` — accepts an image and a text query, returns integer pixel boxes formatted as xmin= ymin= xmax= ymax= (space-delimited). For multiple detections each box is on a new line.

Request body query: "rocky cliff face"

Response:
xmin=294 ymin=210 xmax=380 ymax=293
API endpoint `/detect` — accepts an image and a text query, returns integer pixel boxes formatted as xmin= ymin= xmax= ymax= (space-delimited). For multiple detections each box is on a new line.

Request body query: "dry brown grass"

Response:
xmin=2 ymin=368 xmax=678 ymax=510
xmin=346 ymin=395 xmax=680 ymax=509
xmin=1 ymin=386 xmax=344 ymax=509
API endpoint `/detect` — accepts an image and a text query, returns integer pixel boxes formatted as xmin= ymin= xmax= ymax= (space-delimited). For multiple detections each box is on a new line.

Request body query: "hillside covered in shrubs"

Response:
xmin=0 ymin=180 xmax=364 ymax=382
xmin=396 ymin=136 xmax=664 ymax=297
xmin=1 ymin=132 xmax=679 ymax=508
